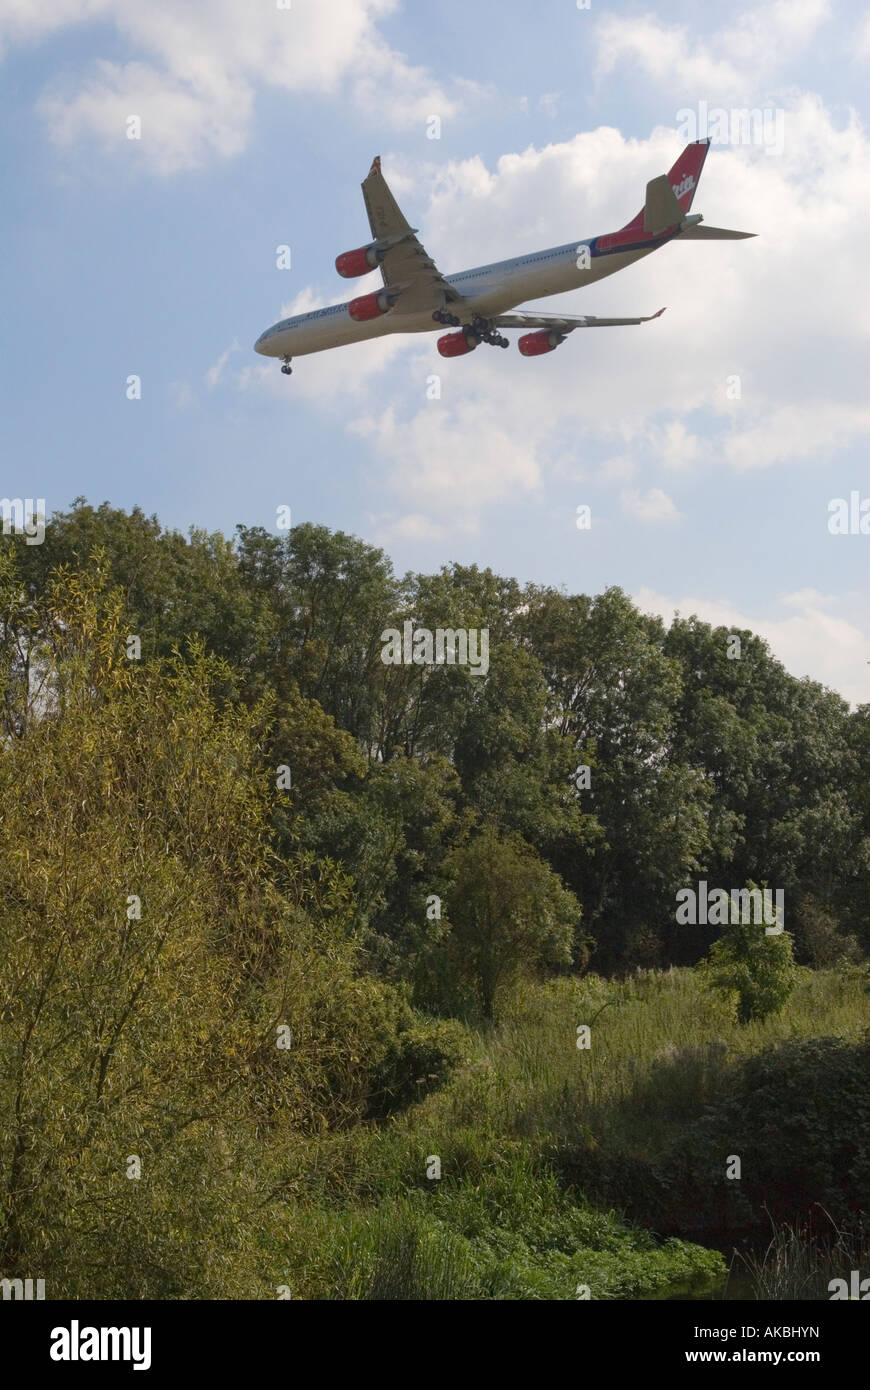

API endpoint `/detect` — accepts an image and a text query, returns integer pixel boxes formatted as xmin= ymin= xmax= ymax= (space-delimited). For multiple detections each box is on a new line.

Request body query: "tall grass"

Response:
xmin=405 ymin=965 xmax=868 ymax=1158
xmin=269 ymin=965 xmax=868 ymax=1299
xmin=730 ymin=1212 xmax=870 ymax=1301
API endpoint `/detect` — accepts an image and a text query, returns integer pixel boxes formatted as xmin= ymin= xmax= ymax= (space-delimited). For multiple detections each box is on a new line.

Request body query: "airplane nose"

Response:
xmin=254 ymin=333 xmax=268 ymax=355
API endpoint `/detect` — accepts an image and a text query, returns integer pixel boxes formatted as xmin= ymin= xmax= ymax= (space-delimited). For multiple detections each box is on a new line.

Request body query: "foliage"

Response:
xmin=635 ymin=1032 xmax=870 ymax=1240
xmin=441 ymin=825 xmax=584 ymax=1019
xmin=0 ymin=559 xmax=454 ymax=1296
xmin=705 ymin=887 xmax=797 ymax=1023
xmin=1 ymin=503 xmax=868 ymax=1297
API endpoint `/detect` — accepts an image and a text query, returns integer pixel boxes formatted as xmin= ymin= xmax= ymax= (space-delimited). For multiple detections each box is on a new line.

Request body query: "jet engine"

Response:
xmin=335 ymin=244 xmax=382 ymax=278
xmin=518 ymin=330 xmax=563 ymax=356
xmin=437 ymin=329 xmax=480 ymax=357
xmin=348 ymin=290 xmax=393 ymax=321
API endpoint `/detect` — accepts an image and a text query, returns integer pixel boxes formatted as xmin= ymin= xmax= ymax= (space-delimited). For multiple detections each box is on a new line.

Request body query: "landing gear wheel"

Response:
xmin=281 ymin=357 xmax=293 ymax=375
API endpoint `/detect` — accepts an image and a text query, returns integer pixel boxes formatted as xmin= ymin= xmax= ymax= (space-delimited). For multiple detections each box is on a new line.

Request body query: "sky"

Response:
xmin=2 ymin=0 xmax=868 ymax=704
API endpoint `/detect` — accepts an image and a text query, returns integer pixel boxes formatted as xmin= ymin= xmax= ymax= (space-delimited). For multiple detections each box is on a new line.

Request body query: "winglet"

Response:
xmin=652 ymin=307 xmax=666 ymax=318
xmin=370 ymin=155 xmax=381 ymax=174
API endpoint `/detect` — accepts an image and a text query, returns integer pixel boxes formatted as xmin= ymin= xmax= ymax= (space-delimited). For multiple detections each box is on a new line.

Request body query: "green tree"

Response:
xmin=519 ymin=587 xmax=711 ymax=969
xmin=442 ymin=826 xmax=585 ymax=1019
xmin=706 ymin=887 xmax=797 ymax=1023
xmin=0 ymin=555 xmax=454 ymax=1296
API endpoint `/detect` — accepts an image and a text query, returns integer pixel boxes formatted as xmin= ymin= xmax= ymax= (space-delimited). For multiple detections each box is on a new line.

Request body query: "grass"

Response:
xmin=267 ymin=963 xmax=869 ymax=1299
xmin=729 ymin=1211 xmax=870 ymax=1300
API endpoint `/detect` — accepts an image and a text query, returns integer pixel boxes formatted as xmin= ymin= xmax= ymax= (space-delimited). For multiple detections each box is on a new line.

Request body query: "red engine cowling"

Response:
xmin=335 ymin=244 xmax=381 ymax=278
xmin=518 ymin=330 xmax=560 ymax=356
xmin=437 ymin=330 xmax=479 ymax=357
xmin=348 ymin=290 xmax=391 ymax=321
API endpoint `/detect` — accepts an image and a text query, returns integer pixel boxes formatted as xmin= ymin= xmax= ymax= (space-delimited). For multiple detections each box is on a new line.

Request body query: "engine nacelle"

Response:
xmin=518 ymin=330 xmax=561 ymax=357
xmin=335 ymin=244 xmax=382 ymax=278
xmin=348 ymin=290 xmax=392 ymax=321
xmin=437 ymin=329 xmax=479 ymax=357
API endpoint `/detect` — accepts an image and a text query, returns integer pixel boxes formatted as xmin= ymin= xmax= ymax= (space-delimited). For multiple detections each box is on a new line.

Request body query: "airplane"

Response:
xmin=254 ymin=139 xmax=754 ymax=374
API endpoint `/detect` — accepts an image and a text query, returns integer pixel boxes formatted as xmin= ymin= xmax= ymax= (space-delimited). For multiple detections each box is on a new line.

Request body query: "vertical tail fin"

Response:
xmin=665 ymin=139 xmax=710 ymax=214
xmin=601 ymin=139 xmax=713 ymax=249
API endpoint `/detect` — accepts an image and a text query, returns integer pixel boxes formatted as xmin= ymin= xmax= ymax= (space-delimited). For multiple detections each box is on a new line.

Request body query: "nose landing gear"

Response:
xmin=281 ymin=357 xmax=293 ymax=375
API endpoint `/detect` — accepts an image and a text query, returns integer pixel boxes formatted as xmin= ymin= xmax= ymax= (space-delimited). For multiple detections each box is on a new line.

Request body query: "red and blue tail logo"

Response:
xmin=666 ymin=139 xmax=710 ymax=214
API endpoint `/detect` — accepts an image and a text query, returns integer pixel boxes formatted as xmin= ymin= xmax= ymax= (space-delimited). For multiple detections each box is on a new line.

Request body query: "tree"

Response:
xmin=705 ymin=886 xmax=797 ymax=1024
xmin=442 ymin=826 xmax=585 ymax=1019
xmin=0 ymin=555 xmax=455 ymax=1296
xmin=519 ymin=587 xmax=712 ymax=969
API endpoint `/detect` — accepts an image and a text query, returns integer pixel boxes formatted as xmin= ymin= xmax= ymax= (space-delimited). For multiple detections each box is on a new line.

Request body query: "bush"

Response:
xmin=363 ymin=1002 xmax=467 ymax=1119
xmin=0 ymin=566 xmax=464 ymax=1296
xmin=643 ymin=1033 xmax=870 ymax=1237
xmin=706 ymin=890 xmax=797 ymax=1023
xmin=793 ymin=894 xmax=862 ymax=967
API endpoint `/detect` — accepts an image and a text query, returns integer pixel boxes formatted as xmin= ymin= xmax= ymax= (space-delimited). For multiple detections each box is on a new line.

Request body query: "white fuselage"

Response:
xmin=254 ymin=235 xmax=667 ymax=360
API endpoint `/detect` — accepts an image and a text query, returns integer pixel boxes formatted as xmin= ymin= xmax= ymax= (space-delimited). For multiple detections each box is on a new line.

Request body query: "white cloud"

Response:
xmin=8 ymin=0 xmax=474 ymax=172
xmin=594 ymin=0 xmax=832 ymax=104
xmin=720 ymin=401 xmax=870 ymax=472
xmin=597 ymin=455 xmax=636 ymax=484
xmin=635 ymin=585 xmax=870 ymax=709
xmin=39 ymin=58 xmax=253 ymax=170
xmin=650 ymin=421 xmax=703 ymax=473
xmin=349 ymin=394 xmax=543 ymax=521
xmin=620 ymin=487 xmax=682 ymax=523
xmin=367 ymin=511 xmax=467 ymax=546
xmin=205 ymin=340 xmax=239 ymax=390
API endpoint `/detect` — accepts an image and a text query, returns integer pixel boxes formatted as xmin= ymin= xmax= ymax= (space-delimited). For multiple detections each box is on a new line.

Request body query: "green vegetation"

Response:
xmin=0 ymin=502 xmax=867 ymax=1299
xmin=732 ymin=1215 xmax=870 ymax=1301
xmin=262 ymin=967 xmax=869 ymax=1299
xmin=707 ymin=891 xmax=798 ymax=1023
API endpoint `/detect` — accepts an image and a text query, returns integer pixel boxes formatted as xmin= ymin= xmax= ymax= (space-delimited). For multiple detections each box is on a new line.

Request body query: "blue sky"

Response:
xmin=2 ymin=0 xmax=868 ymax=702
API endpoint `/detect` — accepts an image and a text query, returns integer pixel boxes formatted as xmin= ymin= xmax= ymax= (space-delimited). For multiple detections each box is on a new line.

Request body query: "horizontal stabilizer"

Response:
xmin=644 ymin=175 xmax=684 ymax=235
xmin=678 ymin=224 xmax=756 ymax=239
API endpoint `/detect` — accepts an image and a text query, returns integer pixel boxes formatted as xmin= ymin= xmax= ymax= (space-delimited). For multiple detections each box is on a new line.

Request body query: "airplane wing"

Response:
xmin=492 ymin=308 xmax=666 ymax=331
xmin=361 ymin=156 xmax=464 ymax=313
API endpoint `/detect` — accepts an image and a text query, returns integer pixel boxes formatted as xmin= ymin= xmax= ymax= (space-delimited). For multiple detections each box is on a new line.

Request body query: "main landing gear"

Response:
xmin=432 ymin=311 xmax=509 ymax=347
xmin=471 ymin=315 xmax=509 ymax=348
xmin=281 ymin=356 xmax=293 ymax=375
